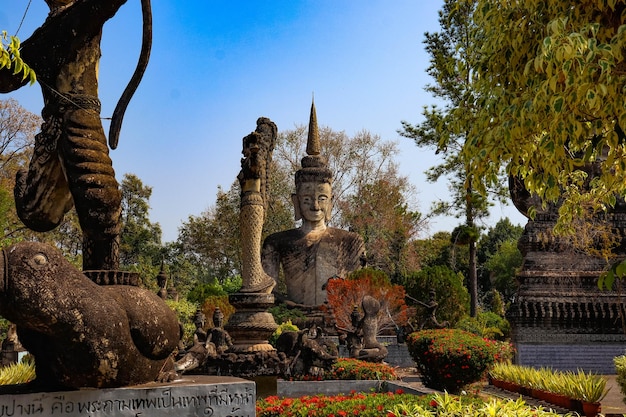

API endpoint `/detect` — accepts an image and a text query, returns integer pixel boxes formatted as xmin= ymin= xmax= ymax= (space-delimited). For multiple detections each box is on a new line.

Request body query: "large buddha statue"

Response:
xmin=261 ymin=101 xmax=365 ymax=307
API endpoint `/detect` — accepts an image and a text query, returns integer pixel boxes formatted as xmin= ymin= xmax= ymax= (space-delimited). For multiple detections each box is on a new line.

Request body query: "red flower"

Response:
xmin=430 ymin=399 xmax=438 ymax=407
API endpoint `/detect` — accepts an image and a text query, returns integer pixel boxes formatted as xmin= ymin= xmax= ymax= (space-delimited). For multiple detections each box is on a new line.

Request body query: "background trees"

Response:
xmin=176 ymin=126 xmax=425 ymax=289
xmin=400 ymin=0 xmax=507 ymax=316
xmin=0 ymin=92 xmax=525 ymax=333
xmin=119 ymin=173 xmax=163 ymax=267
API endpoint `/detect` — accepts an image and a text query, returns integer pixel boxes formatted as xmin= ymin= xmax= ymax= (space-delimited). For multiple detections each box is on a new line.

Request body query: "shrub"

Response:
xmin=288 ymin=358 xmax=397 ymax=382
xmin=490 ymin=362 xmax=609 ymax=403
xmin=166 ymin=298 xmax=198 ymax=345
xmin=406 ymin=329 xmax=497 ymax=393
xmin=456 ymin=311 xmax=511 ymax=341
xmin=616 ymin=355 xmax=626 ymax=404
xmin=269 ymin=320 xmax=299 ymax=347
xmin=323 ymin=358 xmax=397 ymax=381
xmin=388 ymin=392 xmax=568 ymax=417
xmin=268 ymin=303 xmax=306 ymax=324
xmin=402 ymin=265 xmax=469 ymax=328
xmin=187 ymin=282 xmax=226 ymax=305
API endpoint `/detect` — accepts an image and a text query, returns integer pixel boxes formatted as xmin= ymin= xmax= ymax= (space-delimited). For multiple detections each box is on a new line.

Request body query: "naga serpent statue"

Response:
xmin=0 ymin=0 xmax=152 ymax=271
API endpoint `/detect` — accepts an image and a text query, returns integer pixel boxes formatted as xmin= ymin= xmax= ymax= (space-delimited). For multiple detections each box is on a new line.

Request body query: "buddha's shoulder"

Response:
xmin=263 ymin=229 xmax=305 ymax=245
xmin=325 ymin=227 xmax=364 ymax=242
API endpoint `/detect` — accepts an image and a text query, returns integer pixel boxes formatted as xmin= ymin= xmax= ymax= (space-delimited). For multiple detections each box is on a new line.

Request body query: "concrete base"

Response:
xmin=0 ymin=376 xmax=255 ymax=417
xmin=277 ymin=380 xmax=384 ymax=398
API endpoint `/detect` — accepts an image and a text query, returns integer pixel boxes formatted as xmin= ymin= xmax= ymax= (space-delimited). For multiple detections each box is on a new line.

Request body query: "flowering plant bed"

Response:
xmin=257 ymin=391 xmax=573 ymax=417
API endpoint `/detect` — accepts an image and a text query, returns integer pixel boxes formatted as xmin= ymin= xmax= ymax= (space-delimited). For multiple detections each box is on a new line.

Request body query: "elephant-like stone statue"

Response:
xmin=0 ymin=242 xmax=180 ymax=390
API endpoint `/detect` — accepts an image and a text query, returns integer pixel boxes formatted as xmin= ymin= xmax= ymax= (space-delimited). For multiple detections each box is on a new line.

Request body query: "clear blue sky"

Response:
xmin=0 ymin=1 xmax=525 ymax=242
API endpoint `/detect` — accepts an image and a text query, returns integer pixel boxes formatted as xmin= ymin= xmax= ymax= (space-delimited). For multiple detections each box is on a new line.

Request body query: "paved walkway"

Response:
xmin=395 ymin=374 xmax=626 ymax=416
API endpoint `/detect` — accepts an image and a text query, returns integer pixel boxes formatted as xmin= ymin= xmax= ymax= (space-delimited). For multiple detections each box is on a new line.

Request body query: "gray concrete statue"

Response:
xmin=0 ymin=242 xmax=180 ymax=390
xmin=262 ymin=101 xmax=365 ymax=307
xmin=336 ymin=297 xmax=387 ymax=363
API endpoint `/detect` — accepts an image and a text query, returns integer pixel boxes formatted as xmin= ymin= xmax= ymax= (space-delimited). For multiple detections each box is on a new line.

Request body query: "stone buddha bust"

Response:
xmin=261 ymin=101 xmax=365 ymax=307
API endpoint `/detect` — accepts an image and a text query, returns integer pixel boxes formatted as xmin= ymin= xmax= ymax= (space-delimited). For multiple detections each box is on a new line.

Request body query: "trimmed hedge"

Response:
xmin=406 ymin=329 xmax=497 ymax=393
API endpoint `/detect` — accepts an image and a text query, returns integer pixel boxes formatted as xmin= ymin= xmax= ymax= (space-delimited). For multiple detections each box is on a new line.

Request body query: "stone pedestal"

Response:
xmin=225 ymin=293 xmax=277 ymax=352
xmin=508 ymin=212 xmax=626 ymax=373
xmin=0 ymin=376 xmax=255 ymax=417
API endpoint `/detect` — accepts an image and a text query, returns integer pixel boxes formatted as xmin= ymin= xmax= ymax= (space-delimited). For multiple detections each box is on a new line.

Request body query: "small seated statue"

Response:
xmin=262 ymin=101 xmax=365 ymax=308
xmin=207 ymin=307 xmax=233 ymax=354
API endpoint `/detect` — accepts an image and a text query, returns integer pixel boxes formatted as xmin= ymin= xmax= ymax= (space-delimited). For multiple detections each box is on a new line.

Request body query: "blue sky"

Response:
xmin=0 ymin=1 xmax=525 ymax=242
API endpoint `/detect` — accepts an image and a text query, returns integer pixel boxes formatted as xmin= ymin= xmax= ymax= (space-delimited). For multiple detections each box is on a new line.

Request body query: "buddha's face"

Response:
xmin=295 ymin=182 xmax=332 ymax=224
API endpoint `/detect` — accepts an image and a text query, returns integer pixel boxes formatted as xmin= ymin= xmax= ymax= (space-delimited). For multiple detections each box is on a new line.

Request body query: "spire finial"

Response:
xmin=307 ymin=96 xmax=320 ymax=156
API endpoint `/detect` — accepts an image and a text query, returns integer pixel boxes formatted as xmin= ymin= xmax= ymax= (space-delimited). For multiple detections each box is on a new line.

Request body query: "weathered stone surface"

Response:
xmin=508 ymin=175 xmax=626 ymax=371
xmin=0 ymin=0 xmax=150 ymax=271
xmin=262 ymin=101 xmax=365 ymax=307
xmin=0 ymin=242 xmax=180 ymax=389
xmin=0 ymin=376 xmax=254 ymax=417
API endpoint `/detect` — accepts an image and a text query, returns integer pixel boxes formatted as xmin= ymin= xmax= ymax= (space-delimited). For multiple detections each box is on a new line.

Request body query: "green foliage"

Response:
xmin=0 ymin=361 xmax=35 ymax=385
xmin=483 ymin=239 xmax=523 ymax=302
xmin=0 ymin=32 xmax=36 ymax=85
xmin=0 ymin=317 xmax=10 ymax=342
xmin=406 ymin=329 xmax=498 ymax=393
xmin=323 ymin=358 xmax=398 ymax=381
xmin=481 ymin=289 xmax=506 ymax=317
xmin=268 ymin=303 xmax=306 ymax=324
xmin=451 ymin=224 xmax=480 ymax=246
xmin=402 ymin=265 xmax=469 ymax=327
xmin=412 ymin=231 xmax=470 ymax=277
xmin=176 ymin=184 xmax=243 ymax=284
xmin=615 ymin=354 xmax=626 ymax=404
xmin=187 ymin=282 xmax=226 ymax=305
xmin=268 ymin=320 xmax=299 ymax=347
xmin=455 ymin=311 xmax=511 ymax=341
xmin=165 ymin=298 xmax=197 ymax=345
xmin=119 ymin=173 xmax=162 ymax=268
xmin=389 ymin=392 xmax=569 ymax=417
xmin=221 ymin=275 xmax=242 ymax=294
xmin=477 ymin=218 xmax=524 ymax=298
xmin=465 ymin=0 xmax=626 ymax=234
xmin=400 ymin=0 xmax=509 ymax=317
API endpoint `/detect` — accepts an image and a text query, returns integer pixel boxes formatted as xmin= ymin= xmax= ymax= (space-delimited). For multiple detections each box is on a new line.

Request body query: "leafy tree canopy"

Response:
xmin=464 ymin=0 xmax=626 ymax=232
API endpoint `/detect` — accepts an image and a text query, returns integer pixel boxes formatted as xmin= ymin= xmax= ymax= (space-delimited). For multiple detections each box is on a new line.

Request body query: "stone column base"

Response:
xmin=225 ymin=292 xmax=278 ymax=352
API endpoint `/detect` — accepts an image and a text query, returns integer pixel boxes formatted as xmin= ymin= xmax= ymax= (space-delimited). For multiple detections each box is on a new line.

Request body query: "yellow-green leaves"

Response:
xmin=0 ymin=31 xmax=36 ymax=85
xmin=466 ymin=0 xmax=626 ymax=233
